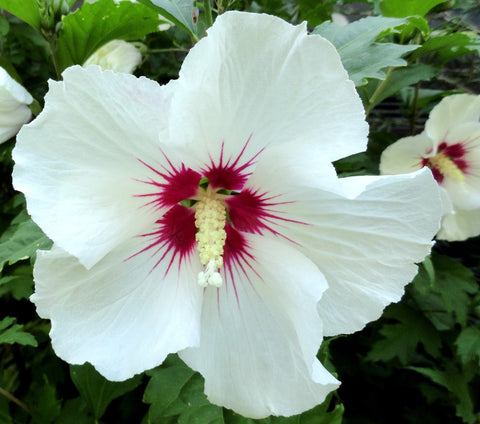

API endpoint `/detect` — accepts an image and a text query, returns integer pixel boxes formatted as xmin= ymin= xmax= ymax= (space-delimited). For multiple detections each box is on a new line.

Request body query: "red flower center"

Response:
xmin=133 ymin=141 xmax=304 ymax=289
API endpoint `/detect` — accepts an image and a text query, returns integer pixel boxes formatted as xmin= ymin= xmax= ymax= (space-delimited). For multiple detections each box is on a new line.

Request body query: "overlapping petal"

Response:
xmin=180 ymin=234 xmax=338 ymax=418
xmin=379 ymin=133 xmax=434 ymax=175
xmin=32 ymin=238 xmax=203 ymax=381
xmin=169 ymin=11 xmax=368 ymax=165
xmin=13 ymin=66 xmax=175 ymax=268
xmin=437 ymin=207 xmax=480 ymax=241
xmin=426 ymin=93 xmax=480 ymax=143
xmin=245 ymin=146 xmax=442 ymax=336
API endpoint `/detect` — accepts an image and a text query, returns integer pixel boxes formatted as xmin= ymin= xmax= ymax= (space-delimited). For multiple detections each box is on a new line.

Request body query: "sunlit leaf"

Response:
xmin=377 ymin=0 xmax=450 ymax=18
xmin=0 ymin=0 xmax=42 ymax=31
xmin=55 ymin=0 xmax=160 ymax=72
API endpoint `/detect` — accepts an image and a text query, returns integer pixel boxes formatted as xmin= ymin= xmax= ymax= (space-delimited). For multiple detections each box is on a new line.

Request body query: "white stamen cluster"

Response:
xmin=430 ymin=153 xmax=465 ymax=183
xmin=195 ymin=197 xmax=227 ymax=287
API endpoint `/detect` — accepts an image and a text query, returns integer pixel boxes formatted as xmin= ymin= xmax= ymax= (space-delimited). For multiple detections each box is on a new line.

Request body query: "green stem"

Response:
xmin=47 ymin=36 xmax=62 ymax=80
xmin=409 ymin=81 xmax=420 ymax=135
xmin=203 ymin=0 xmax=213 ymax=29
xmin=365 ymin=67 xmax=395 ymax=116
xmin=148 ymin=47 xmax=189 ymax=53
xmin=0 ymin=386 xmax=30 ymax=414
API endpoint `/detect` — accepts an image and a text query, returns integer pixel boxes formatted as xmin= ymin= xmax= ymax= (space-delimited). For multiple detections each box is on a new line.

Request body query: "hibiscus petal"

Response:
xmin=246 ymin=146 xmax=442 ymax=336
xmin=170 ymin=11 xmax=367 ymax=164
xmin=437 ymin=206 xmax=480 ymax=241
xmin=13 ymin=66 xmax=175 ymax=268
xmin=293 ymin=170 xmax=442 ymax=336
xmin=426 ymin=94 xmax=480 ymax=143
xmin=179 ymin=234 xmax=338 ymax=419
xmin=379 ymin=132 xmax=435 ymax=175
xmin=32 ymin=239 xmax=203 ymax=381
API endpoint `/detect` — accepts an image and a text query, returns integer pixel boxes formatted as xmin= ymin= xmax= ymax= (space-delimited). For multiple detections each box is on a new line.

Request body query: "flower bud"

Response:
xmin=83 ymin=40 xmax=142 ymax=74
xmin=0 ymin=67 xmax=33 ymax=144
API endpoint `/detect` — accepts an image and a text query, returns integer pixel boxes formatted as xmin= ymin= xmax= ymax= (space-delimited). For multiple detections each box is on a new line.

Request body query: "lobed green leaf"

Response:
xmin=314 ymin=16 xmax=418 ymax=86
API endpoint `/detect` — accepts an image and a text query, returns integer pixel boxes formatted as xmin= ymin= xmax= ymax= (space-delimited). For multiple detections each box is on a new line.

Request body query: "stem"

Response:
xmin=47 ymin=36 xmax=62 ymax=80
xmin=409 ymin=81 xmax=420 ymax=135
xmin=148 ymin=47 xmax=189 ymax=53
xmin=203 ymin=0 xmax=213 ymax=28
xmin=365 ymin=67 xmax=395 ymax=116
xmin=0 ymin=386 xmax=30 ymax=414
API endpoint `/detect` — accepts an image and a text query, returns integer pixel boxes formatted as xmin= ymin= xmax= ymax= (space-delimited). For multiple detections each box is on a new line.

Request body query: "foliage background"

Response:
xmin=0 ymin=0 xmax=480 ymax=423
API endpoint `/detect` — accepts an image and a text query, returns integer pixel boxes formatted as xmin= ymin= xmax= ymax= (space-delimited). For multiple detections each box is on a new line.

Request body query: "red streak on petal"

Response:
xmin=222 ymin=225 xmax=261 ymax=303
xmin=130 ymin=205 xmax=196 ymax=276
xmin=454 ymin=158 xmax=469 ymax=172
xmin=443 ymin=143 xmax=466 ymax=159
xmin=226 ymin=189 xmax=306 ymax=239
xmin=202 ymin=136 xmax=264 ymax=191
xmin=431 ymin=167 xmax=444 ymax=184
xmin=136 ymin=156 xmax=201 ymax=209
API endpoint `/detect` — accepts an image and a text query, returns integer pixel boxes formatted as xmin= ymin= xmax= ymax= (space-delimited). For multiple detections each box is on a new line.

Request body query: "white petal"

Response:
xmin=32 ymin=239 xmax=203 ymax=381
xmin=170 ymin=11 xmax=367 ymax=164
xmin=426 ymin=94 xmax=480 ymax=143
xmin=250 ymin=168 xmax=442 ymax=336
xmin=13 ymin=66 xmax=175 ymax=268
xmin=180 ymin=234 xmax=338 ymax=419
xmin=0 ymin=67 xmax=33 ymax=143
xmin=437 ymin=206 xmax=480 ymax=241
xmin=379 ymin=133 xmax=434 ymax=175
xmin=0 ymin=67 xmax=33 ymax=105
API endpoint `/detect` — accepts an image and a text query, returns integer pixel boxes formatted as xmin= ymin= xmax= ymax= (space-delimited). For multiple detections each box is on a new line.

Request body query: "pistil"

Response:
xmin=194 ymin=197 xmax=227 ymax=287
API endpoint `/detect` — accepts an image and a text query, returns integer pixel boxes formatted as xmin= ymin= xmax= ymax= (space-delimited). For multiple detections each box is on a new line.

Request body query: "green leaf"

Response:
xmin=0 ymin=264 xmax=34 ymax=300
xmin=411 ymin=252 xmax=477 ymax=330
xmin=0 ymin=316 xmax=38 ymax=347
xmin=145 ymin=355 xmax=223 ymax=424
xmin=0 ymin=0 xmax=42 ymax=31
xmin=27 ymin=377 xmax=62 ymax=424
xmin=377 ymin=0 xmax=450 ymax=18
xmin=0 ymin=213 xmax=52 ymax=272
xmin=70 ymin=362 xmax=143 ymax=419
xmin=431 ymin=253 xmax=477 ymax=327
xmin=409 ymin=365 xmax=476 ymax=424
xmin=410 ymin=32 xmax=480 ymax=62
xmin=366 ymin=304 xmax=441 ymax=364
xmin=55 ymin=0 xmax=160 ymax=71
xmin=455 ymin=326 xmax=480 ymax=366
xmin=314 ymin=17 xmax=418 ymax=86
xmin=137 ymin=0 xmax=198 ymax=38
xmin=361 ymin=63 xmax=436 ymax=111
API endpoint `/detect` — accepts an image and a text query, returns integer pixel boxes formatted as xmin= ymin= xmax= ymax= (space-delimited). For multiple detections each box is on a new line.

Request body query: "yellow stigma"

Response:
xmin=429 ymin=153 xmax=465 ymax=183
xmin=194 ymin=197 xmax=227 ymax=287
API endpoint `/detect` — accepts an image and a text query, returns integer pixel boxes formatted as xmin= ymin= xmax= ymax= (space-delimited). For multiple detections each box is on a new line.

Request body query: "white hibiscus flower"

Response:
xmin=380 ymin=94 xmax=480 ymax=241
xmin=0 ymin=67 xmax=33 ymax=144
xmin=13 ymin=11 xmax=443 ymax=419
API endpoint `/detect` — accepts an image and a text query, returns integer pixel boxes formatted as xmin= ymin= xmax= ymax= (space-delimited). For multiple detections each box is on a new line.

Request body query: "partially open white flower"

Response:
xmin=83 ymin=40 xmax=142 ymax=74
xmin=13 ymin=11 xmax=443 ymax=418
xmin=380 ymin=94 xmax=480 ymax=241
xmin=0 ymin=67 xmax=33 ymax=144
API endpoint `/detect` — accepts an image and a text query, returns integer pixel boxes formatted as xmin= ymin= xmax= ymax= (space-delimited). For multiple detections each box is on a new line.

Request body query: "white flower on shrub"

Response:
xmin=13 ymin=12 xmax=443 ymax=419
xmin=380 ymin=94 xmax=480 ymax=241
xmin=83 ymin=40 xmax=142 ymax=74
xmin=0 ymin=67 xmax=33 ymax=144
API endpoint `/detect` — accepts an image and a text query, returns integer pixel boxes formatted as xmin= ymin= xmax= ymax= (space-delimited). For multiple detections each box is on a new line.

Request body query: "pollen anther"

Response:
xmin=429 ymin=153 xmax=465 ymax=183
xmin=194 ymin=197 xmax=227 ymax=287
